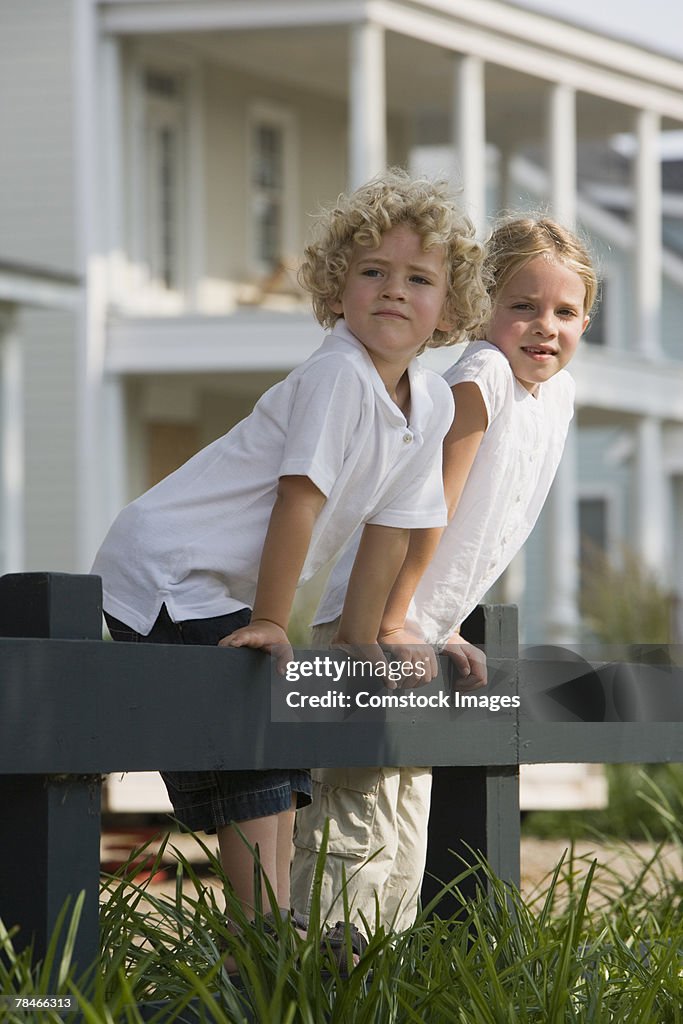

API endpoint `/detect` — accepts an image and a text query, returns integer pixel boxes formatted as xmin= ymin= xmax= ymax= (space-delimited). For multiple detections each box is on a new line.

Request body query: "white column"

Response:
xmin=634 ymin=416 xmax=666 ymax=577
xmin=634 ymin=109 xmax=662 ymax=358
xmin=348 ymin=21 xmax=386 ymax=188
xmin=547 ymin=82 xmax=576 ymax=226
xmin=102 ymin=375 xmax=128 ymax=534
xmin=74 ymin=0 xmax=109 ymax=569
xmin=0 ymin=308 xmax=24 ymax=573
xmin=452 ymin=54 xmax=486 ymax=235
xmin=545 ymin=82 xmax=580 ymax=641
xmin=497 ymin=141 xmax=517 ymax=214
xmin=101 ymin=33 xmax=126 ymax=308
xmin=100 ymin=34 xmax=133 ymax=533
xmin=544 ymin=425 xmax=581 ymax=643
xmin=499 ymin=550 xmax=526 ymax=633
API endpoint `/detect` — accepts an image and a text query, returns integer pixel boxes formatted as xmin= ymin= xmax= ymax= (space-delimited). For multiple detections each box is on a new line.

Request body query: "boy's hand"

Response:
xmin=219 ymin=619 xmax=292 ymax=676
xmin=443 ymin=631 xmax=487 ymax=690
xmin=378 ymin=625 xmax=439 ymax=686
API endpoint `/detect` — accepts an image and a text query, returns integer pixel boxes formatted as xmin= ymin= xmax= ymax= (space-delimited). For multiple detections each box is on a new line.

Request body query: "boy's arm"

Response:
xmin=378 ymin=382 xmax=488 ymax=681
xmin=335 ymin=523 xmax=410 ymax=645
xmin=333 ymin=523 xmax=411 ymax=690
xmin=220 ymin=475 xmax=326 ymax=671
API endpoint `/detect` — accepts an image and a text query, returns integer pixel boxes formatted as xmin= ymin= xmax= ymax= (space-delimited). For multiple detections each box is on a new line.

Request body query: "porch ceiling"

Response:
xmin=170 ymin=25 xmax=643 ymax=143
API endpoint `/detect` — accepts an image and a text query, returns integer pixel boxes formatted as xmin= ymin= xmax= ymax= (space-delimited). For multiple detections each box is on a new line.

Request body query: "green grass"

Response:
xmin=524 ymin=763 xmax=683 ymax=841
xmin=2 ymin=796 xmax=682 ymax=1024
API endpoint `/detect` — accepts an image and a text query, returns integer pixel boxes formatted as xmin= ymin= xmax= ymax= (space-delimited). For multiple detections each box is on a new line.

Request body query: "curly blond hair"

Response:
xmin=476 ymin=215 xmax=598 ymax=335
xmin=299 ymin=169 xmax=490 ymax=349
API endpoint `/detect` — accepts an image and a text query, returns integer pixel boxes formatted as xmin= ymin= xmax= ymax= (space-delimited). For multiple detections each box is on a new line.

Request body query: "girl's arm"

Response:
xmin=378 ymin=382 xmax=488 ymax=679
xmin=220 ymin=474 xmax=326 ymax=672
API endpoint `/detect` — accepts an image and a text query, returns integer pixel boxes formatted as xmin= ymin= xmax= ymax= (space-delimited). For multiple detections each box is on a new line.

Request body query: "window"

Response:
xmin=141 ymin=70 xmax=186 ymax=295
xmin=578 ymin=495 xmax=608 ymax=609
xmin=585 ymin=279 xmax=606 ymax=346
xmin=248 ymin=104 xmax=297 ymax=275
xmin=252 ymin=122 xmax=284 ymax=270
xmin=584 ymin=271 xmax=620 ymax=349
xmin=579 ymin=497 xmax=607 ymax=552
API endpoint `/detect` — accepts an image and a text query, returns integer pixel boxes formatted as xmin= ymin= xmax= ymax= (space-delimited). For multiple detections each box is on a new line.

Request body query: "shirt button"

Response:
xmin=403 ymin=432 xmax=413 ymax=444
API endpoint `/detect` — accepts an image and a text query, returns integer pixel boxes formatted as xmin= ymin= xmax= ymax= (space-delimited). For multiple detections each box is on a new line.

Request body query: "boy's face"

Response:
xmin=486 ymin=255 xmax=589 ymax=394
xmin=330 ymin=223 xmax=451 ymax=379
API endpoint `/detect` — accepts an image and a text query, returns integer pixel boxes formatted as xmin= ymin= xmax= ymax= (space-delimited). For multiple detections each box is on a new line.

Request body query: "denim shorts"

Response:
xmin=104 ymin=604 xmax=312 ymax=833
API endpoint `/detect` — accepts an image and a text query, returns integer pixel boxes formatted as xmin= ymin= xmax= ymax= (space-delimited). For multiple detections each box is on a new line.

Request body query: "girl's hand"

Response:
xmin=378 ymin=625 xmax=439 ymax=686
xmin=443 ymin=631 xmax=487 ymax=689
xmin=330 ymin=638 xmax=398 ymax=691
xmin=219 ymin=619 xmax=292 ymax=676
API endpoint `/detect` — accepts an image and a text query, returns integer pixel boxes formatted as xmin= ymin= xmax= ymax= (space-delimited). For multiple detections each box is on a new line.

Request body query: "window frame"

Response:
xmin=126 ymin=45 xmax=204 ymax=313
xmin=246 ymin=100 xmax=299 ymax=279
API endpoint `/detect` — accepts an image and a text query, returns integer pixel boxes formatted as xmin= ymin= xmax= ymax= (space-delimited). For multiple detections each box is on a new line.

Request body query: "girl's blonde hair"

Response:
xmin=477 ymin=216 xmax=598 ymax=334
xmin=299 ymin=168 xmax=491 ymax=349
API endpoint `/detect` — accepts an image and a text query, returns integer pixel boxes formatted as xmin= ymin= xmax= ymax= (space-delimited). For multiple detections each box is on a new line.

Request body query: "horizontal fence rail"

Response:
xmin=1 ymin=572 xmax=681 ymax=990
xmin=2 ymin=638 xmax=682 ymax=771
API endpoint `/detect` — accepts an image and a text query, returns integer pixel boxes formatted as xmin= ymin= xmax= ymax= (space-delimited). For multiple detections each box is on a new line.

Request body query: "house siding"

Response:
xmin=0 ymin=0 xmax=77 ymax=274
xmin=21 ymin=307 xmax=78 ymax=571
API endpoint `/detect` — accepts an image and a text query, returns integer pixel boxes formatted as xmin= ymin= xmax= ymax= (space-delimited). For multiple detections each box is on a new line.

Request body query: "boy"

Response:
xmin=92 ymin=169 xmax=489 ymax=933
xmin=291 ymin=215 xmax=598 ymax=933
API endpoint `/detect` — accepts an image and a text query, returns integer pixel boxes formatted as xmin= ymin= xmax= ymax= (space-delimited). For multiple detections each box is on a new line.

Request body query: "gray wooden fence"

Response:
xmin=1 ymin=572 xmax=681 ymax=981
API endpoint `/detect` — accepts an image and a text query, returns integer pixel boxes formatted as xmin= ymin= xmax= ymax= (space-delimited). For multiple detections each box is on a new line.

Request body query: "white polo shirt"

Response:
xmin=314 ymin=340 xmax=575 ymax=644
xmin=92 ymin=320 xmax=454 ymax=635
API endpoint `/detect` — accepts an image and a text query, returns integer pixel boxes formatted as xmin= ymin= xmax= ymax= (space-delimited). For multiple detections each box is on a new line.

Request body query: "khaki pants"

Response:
xmin=290 ymin=620 xmax=433 ymax=933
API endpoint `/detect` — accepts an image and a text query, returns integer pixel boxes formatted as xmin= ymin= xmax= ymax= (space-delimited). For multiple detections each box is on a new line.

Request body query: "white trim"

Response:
xmin=583 ymin=183 xmax=683 ymax=220
xmin=97 ymin=2 xmax=683 ymax=118
xmin=97 ymin=0 xmax=683 ymax=89
xmin=634 ymin=415 xmax=667 ymax=574
xmin=0 ymin=312 xmax=24 ymax=573
xmin=102 ymin=375 xmax=128 ymax=535
xmin=74 ymin=0 xmax=108 ymax=570
xmin=99 ymin=1 xmax=369 ymax=34
xmin=101 ymin=34 xmax=127 ymax=308
xmin=413 ymin=0 xmax=683 ymax=89
xmin=571 ymin=347 xmax=683 ymax=419
xmin=0 ymin=268 xmax=81 ymax=311
xmin=634 ymin=109 xmax=662 ymax=359
xmin=368 ymin=2 xmax=683 ymax=120
xmin=106 ymin=312 xmax=321 ymax=373
xmin=246 ymin=100 xmax=300 ymax=276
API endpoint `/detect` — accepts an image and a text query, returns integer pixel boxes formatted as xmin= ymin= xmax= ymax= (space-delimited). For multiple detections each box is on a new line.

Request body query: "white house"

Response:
xmin=2 ymin=0 xmax=682 ymax=811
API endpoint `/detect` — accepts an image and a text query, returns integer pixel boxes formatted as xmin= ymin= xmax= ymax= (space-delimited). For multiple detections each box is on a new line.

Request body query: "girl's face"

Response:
xmin=486 ymin=255 xmax=589 ymax=394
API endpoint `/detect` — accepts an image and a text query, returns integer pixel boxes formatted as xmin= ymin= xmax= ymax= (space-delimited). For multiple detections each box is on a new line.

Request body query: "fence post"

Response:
xmin=0 ymin=572 xmax=103 ymax=977
xmin=422 ymin=604 xmax=520 ymax=913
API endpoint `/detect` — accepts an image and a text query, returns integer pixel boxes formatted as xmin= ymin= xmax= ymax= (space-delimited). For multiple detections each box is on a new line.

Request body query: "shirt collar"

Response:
xmin=325 ymin=319 xmax=422 ymax=426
